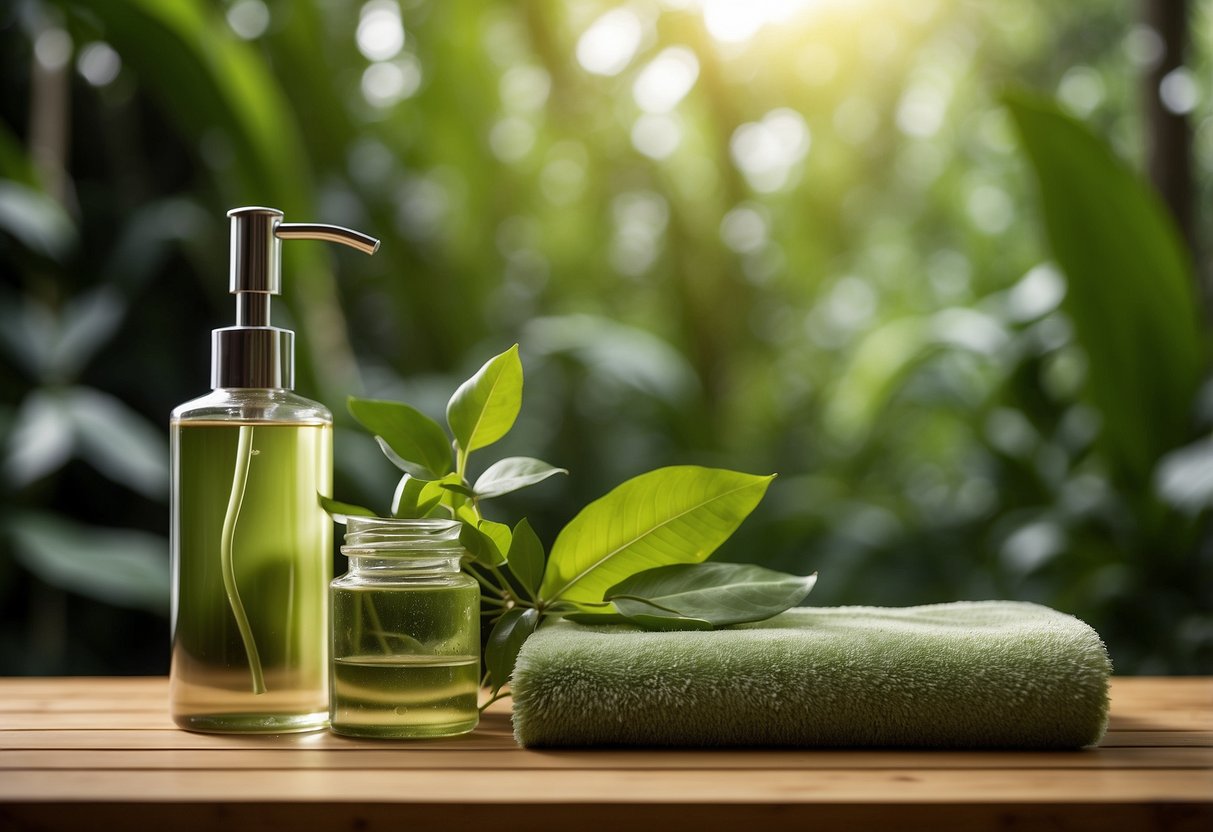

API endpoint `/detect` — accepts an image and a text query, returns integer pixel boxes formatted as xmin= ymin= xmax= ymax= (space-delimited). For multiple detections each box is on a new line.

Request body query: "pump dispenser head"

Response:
xmin=212 ymin=207 xmax=379 ymax=389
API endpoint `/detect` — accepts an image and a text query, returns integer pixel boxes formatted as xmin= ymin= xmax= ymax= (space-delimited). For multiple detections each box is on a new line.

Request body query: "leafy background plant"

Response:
xmin=0 ymin=0 xmax=1210 ymax=675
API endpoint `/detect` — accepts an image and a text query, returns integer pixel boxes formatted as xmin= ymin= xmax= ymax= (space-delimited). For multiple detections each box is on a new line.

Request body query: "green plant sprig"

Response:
xmin=321 ymin=345 xmax=817 ymax=707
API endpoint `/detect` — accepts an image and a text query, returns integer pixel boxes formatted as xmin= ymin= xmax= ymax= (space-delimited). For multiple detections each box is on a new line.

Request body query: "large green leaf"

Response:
xmin=446 ymin=345 xmax=523 ymax=454
xmin=539 ymin=466 xmax=776 ymax=604
xmin=606 ymin=563 xmax=817 ymax=629
xmin=1005 ymin=93 xmax=1205 ymax=481
xmin=348 ymin=397 xmax=453 ymax=478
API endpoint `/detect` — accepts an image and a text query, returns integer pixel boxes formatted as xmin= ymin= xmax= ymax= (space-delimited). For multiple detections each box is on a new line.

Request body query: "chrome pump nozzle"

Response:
xmin=212 ymin=207 xmax=379 ymax=389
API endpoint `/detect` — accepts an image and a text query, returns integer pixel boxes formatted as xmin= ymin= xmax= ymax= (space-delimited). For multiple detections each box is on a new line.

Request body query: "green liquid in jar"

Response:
xmin=331 ymin=654 xmax=479 ymax=737
xmin=170 ymin=421 xmax=332 ymax=733
xmin=330 ymin=578 xmax=480 ymax=738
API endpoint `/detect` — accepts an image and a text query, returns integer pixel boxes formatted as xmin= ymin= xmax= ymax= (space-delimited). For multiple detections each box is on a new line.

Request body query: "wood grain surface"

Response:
xmin=0 ymin=676 xmax=1209 ymax=831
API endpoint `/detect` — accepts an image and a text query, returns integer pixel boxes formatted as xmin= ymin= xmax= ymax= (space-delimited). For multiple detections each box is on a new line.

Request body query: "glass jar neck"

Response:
xmin=344 ymin=553 xmax=463 ymax=577
xmin=341 ymin=517 xmax=464 ymax=577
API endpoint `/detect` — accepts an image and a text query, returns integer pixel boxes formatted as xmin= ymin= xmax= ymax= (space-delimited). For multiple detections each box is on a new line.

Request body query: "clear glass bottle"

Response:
xmin=170 ymin=389 xmax=332 ymax=733
xmin=330 ymin=517 xmax=481 ymax=738
xmin=169 ymin=207 xmax=378 ymax=733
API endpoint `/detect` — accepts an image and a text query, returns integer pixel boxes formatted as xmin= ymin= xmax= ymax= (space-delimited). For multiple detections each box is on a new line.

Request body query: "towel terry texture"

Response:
xmin=511 ymin=601 xmax=1111 ymax=749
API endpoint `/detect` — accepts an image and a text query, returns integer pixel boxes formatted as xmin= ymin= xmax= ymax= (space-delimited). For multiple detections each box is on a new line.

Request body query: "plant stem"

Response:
xmin=478 ymin=689 xmax=512 ymax=713
xmin=220 ymin=425 xmax=266 ymax=695
xmin=486 ymin=564 xmax=519 ymax=603
xmin=363 ymin=595 xmax=392 ymax=654
xmin=467 ymin=563 xmax=504 ymax=597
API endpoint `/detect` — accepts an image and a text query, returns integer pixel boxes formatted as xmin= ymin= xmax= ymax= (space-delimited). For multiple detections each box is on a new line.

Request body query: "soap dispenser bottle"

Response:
xmin=170 ymin=207 xmax=378 ymax=733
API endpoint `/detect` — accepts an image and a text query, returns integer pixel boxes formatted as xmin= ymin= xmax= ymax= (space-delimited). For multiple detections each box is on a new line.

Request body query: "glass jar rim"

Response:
xmin=342 ymin=515 xmax=463 ymax=554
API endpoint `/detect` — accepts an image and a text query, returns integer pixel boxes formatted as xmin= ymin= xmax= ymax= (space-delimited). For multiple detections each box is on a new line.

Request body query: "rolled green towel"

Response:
xmin=511 ymin=601 xmax=1111 ymax=749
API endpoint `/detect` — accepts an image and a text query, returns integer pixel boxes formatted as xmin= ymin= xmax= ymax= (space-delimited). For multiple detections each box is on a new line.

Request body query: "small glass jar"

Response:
xmin=329 ymin=517 xmax=480 ymax=738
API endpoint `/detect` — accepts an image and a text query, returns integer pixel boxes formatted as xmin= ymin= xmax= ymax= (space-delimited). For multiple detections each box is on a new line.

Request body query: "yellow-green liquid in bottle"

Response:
xmin=170 ymin=420 xmax=331 ymax=733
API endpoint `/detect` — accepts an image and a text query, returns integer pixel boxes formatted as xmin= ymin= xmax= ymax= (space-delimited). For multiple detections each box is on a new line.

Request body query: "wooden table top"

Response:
xmin=0 ymin=676 xmax=1209 ymax=831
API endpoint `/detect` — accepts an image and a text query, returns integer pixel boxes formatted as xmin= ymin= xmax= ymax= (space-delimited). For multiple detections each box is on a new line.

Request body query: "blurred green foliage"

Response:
xmin=0 ymin=0 xmax=1210 ymax=675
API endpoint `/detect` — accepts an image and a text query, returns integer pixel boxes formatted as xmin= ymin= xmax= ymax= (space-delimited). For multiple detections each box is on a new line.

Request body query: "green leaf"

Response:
xmin=606 ymin=563 xmax=817 ymax=628
xmin=459 ymin=521 xmax=507 ymax=567
xmin=523 ymin=314 xmax=697 ymax=404
xmin=506 ymin=519 xmax=545 ymax=600
xmin=478 ymin=519 xmax=513 ymax=562
xmin=319 ymin=495 xmax=377 ymax=524
xmin=563 ymin=612 xmax=634 ymax=626
xmin=562 ymin=610 xmax=714 ymax=630
xmin=392 ymin=474 xmax=424 ymax=517
xmin=4 ymin=387 xmax=168 ymax=500
xmin=823 ymin=318 xmax=932 ymax=448
xmin=1156 ymin=436 xmax=1213 ymax=514
xmin=55 ymin=291 xmax=128 ymax=379
xmin=485 ymin=607 xmax=539 ymax=694
xmin=392 ymin=474 xmax=449 ymax=518
xmin=446 ymin=345 xmax=523 ymax=454
xmin=374 ymin=436 xmax=436 ymax=481
xmin=539 ymin=466 xmax=776 ymax=604
xmin=1005 ymin=93 xmax=1205 ymax=482
xmin=439 ymin=481 xmax=476 ymax=498
xmin=4 ymin=390 xmax=74 ymax=487
xmin=6 ymin=512 xmax=169 ymax=614
xmin=65 ymin=387 xmax=168 ymax=501
xmin=348 ymin=397 xmax=453 ymax=479
xmin=0 ymin=181 xmax=77 ymax=262
xmin=473 ymin=457 xmax=567 ymax=499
